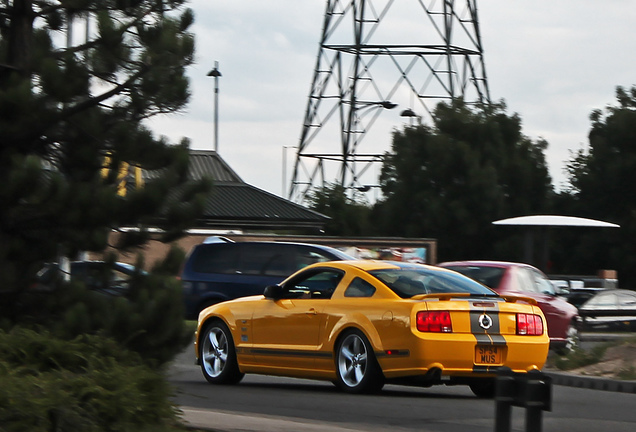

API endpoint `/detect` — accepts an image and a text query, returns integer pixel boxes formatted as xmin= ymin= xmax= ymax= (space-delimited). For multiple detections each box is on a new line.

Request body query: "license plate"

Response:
xmin=474 ymin=345 xmax=503 ymax=365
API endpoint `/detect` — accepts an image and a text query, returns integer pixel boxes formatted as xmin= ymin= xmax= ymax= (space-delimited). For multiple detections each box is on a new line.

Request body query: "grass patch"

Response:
xmin=617 ymin=366 xmax=636 ymax=380
xmin=549 ymin=336 xmax=636 ymax=375
xmin=551 ymin=343 xmax=611 ymax=371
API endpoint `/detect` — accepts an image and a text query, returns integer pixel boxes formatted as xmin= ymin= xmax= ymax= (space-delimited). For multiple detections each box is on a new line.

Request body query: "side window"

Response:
xmin=587 ymin=293 xmax=617 ymax=308
xmin=236 ymin=243 xmax=275 ymax=275
xmin=618 ymin=293 xmax=636 ymax=308
xmin=344 ymin=277 xmax=376 ymax=298
xmin=191 ymin=243 xmax=238 ymax=274
xmin=285 ymin=269 xmax=344 ymax=299
xmin=236 ymin=244 xmax=283 ymax=276
xmin=293 ymin=246 xmax=335 ymax=271
xmin=532 ymin=270 xmax=555 ymax=295
xmin=515 ymin=268 xmax=537 ymax=293
xmin=261 ymin=247 xmax=294 ymax=277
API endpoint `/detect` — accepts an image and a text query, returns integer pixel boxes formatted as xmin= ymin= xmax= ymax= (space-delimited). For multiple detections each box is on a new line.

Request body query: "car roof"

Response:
xmin=588 ymin=289 xmax=636 ymax=296
xmin=439 ymin=260 xmax=532 ymax=269
xmin=193 ymin=241 xmax=356 ymax=259
xmin=308 ymin=260 xmax=444 ymax=273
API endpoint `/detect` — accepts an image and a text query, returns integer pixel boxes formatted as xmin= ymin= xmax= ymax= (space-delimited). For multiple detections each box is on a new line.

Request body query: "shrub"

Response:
xmin=0 ymin=328 xmax=183 ymax=432
xmin=5 ymin=262 xmax=192 ymax=367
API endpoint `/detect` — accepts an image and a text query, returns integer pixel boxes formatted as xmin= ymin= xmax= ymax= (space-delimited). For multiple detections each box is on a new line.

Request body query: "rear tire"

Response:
xmin=334 ymin=330 xmax=384 ymax=394
xmin=469 ymin=379 xmax=495 ymax=398
xmin=199 ymin=320 xmax=244 ymax=385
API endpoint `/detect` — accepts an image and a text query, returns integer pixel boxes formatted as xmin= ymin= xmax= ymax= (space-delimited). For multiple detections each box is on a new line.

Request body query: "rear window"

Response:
xmin=369 ymin=267 xmax=496 ymax=298
xmin=442 ymin=266 xmax=505 ymax=290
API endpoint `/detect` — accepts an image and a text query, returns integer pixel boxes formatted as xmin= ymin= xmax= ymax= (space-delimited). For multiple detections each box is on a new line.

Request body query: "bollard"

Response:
xmin=521 ymin=370 xmax=552 ymax=432
xmin=494 ymin=368 xmax=516 ymax=432
xmin=494 ymin=368 xmax=552 ymax=432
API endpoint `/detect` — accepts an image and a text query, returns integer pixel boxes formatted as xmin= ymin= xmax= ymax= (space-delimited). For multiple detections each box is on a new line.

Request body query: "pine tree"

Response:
xmin=0 ymin=2 xmax=210 ymax=306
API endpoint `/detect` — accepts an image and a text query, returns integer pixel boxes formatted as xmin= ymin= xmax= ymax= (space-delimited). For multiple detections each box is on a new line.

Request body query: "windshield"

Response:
xmin=442 ymin=265 xmax=505 ymax=290
xmin=369 ymin=267 xmax=497 ymax=299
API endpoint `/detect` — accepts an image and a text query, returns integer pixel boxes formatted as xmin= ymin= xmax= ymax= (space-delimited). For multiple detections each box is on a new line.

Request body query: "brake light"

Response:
xmin=517 ymin=313 xmax=544 ymax=336
xmin=416 ymin=311 xmax=453 ymax=333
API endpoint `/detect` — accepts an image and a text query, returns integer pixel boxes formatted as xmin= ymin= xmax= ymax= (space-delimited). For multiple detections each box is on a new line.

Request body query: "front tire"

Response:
xmin=556 ymin=322 xmax=580 ymax=355
xmin=199 ymin=320 xmax=244 ymax=385
xmin=334 ymin=330 xmax=384 ymax=394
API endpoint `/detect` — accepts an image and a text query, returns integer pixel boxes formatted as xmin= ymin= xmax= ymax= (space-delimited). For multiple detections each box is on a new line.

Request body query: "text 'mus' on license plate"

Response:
xmin=475 ymin=345 xmax=503 ymax=365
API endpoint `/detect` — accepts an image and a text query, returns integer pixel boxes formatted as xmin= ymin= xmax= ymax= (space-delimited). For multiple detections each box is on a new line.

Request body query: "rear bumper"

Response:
xmin=378 ymin=333 xmax=549 ymax=379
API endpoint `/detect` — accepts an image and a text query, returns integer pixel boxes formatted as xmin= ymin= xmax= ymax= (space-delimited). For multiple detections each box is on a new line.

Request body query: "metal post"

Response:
xmin=282 ymin=146 xmax=297 ymax=198
xmin=495 ymin=368 xmax=516 ymax=432
xmin=207 ymin=61 xmax=222 ymax=152
xmin=494 ymin=368 xmax=552 ymax=432
xmin=525 ymin=407 xmax=543 ymax=432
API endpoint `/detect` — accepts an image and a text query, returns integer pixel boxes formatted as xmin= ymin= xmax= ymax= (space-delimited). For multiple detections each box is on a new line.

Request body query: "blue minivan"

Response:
xmin=180 ymin=238 xmax=353 ymax=319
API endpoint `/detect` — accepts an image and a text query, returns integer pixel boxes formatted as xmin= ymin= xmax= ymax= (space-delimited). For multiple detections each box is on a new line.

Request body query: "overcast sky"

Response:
xmin=147 ymin=0 xmax=636 ymax=198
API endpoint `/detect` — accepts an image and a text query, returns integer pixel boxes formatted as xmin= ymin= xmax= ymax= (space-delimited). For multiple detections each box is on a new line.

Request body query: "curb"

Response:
xmin=545 ymin=371 xmax=636 ymax=394
xmin=180 ymin=407 xmax=365 ymax=432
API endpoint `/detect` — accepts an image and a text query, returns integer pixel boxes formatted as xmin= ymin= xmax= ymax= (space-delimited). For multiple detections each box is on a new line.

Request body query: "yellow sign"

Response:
xmin=101 ymin=154 xmax=144 ymax=196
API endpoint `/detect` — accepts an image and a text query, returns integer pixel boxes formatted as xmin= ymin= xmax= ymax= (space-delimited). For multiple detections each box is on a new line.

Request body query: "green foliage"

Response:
xmin=0 ymin=327 xmax=183 ymax=432
xmin=559 ymin=85 xmax=636 ymax=284
xmin=617 ymin=366 xmax=636 ymax=380
xmin=0 ymin=3 xmax=202 ymax=430
xmin=552 ymin=345 xmax=608 ymax=371
xmin=152 ymin=244 xmax=187 ymax=275
xmin=306 ymin=183 xmax=374 ymax=236
xmin=376 ymin=100 xmax=553 ymax=261
xmin=0 ymin=1 xmax=211 ymax=298
xmin=6 ymin=264 xmax=193 ymax=367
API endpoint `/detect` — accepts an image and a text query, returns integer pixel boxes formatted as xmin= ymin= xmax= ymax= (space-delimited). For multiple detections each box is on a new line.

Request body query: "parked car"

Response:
xmin=180 ymin=239 xmax=354 ymax=319
xmin=34 ymin=261 xmax=141 ymax=296
xmin=548 ymin=278 xmax=608 ymax=308
xmin=438 ymin=261 xmax=580 ymax=353
xmin=579 ymin=289 xmax=636 ymax=331
xmin=195 ymin=260 xmax=549 ymax=396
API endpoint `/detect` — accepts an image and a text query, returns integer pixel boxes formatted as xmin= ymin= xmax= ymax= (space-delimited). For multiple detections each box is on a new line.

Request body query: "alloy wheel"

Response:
xmin=202 ymin=326 xmax=229 ymax=378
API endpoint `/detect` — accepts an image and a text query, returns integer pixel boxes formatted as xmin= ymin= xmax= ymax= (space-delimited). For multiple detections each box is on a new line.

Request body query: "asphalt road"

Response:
xmin=168 ymin=346 xmax=636 ymax=432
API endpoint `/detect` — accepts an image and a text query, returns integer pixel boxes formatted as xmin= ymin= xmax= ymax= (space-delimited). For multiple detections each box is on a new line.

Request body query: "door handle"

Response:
xmin=306 ymin=308 xmax=317 ymax=315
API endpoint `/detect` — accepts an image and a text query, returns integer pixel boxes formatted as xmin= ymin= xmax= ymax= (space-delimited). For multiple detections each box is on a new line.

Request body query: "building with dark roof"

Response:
xmin=177 ymin=150 xmax=328 ymax=231
xmin=99 ymin=150 xmax=438 ymax=268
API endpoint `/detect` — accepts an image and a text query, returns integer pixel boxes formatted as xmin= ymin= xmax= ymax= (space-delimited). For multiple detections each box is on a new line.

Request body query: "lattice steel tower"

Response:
xmin=288 ymin=0 xmax=491 ymax=203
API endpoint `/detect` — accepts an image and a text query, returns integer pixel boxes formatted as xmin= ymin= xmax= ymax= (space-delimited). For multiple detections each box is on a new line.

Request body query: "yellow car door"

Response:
xmin=251 ymin=268 xmax=344 ymax=371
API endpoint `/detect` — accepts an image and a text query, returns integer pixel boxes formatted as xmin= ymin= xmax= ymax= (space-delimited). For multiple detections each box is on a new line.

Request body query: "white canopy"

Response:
xmin=493 ymin=215 xmax=619 ymax=228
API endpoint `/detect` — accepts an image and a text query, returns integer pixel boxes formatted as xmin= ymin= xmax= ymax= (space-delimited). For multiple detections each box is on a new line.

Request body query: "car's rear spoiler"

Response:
xmin=411 ymin=292 xmax=538 ymax=305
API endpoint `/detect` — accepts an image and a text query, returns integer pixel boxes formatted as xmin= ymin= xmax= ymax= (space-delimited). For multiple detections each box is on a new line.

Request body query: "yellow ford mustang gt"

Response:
xmin=195 ymin=260 xmax=549 ymax=396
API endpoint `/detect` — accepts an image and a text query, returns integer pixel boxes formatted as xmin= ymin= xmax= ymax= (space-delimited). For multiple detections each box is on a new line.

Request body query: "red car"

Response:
xmin=438 ymin=261 xmax=580 ymax=353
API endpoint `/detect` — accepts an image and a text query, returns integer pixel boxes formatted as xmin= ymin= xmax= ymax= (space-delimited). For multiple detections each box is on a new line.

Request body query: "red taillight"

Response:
xmin=416 ymin=311 xmax=453 ymax=333
xmin=517 ymin=313 xmax=544 ymax=336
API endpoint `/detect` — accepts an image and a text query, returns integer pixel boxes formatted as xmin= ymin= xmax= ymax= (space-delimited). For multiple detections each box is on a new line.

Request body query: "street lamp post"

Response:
xmin=342 ymin=100 xmax=397 ymax=189
xmin=400 ymin=108 xmax=420 ymax=126
xmin=282 ymin=145 xmax=298 ymax=198
xmin=207 ymin=61 xmax=222 ymax=152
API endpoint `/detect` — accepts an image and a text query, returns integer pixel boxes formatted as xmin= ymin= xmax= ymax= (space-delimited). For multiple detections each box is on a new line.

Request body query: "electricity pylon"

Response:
xmin=288 ymin=0 xmax=491 ymax=203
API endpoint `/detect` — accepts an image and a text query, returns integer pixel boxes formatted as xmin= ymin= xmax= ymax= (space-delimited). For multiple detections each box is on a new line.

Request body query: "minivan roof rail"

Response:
xmin=203 ymin=236 xmax=234 ymax=244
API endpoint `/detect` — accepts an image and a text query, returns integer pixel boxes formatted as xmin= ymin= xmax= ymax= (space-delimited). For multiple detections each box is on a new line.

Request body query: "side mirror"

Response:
xmin=264 ymin=284 xmax=284 ymax=299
